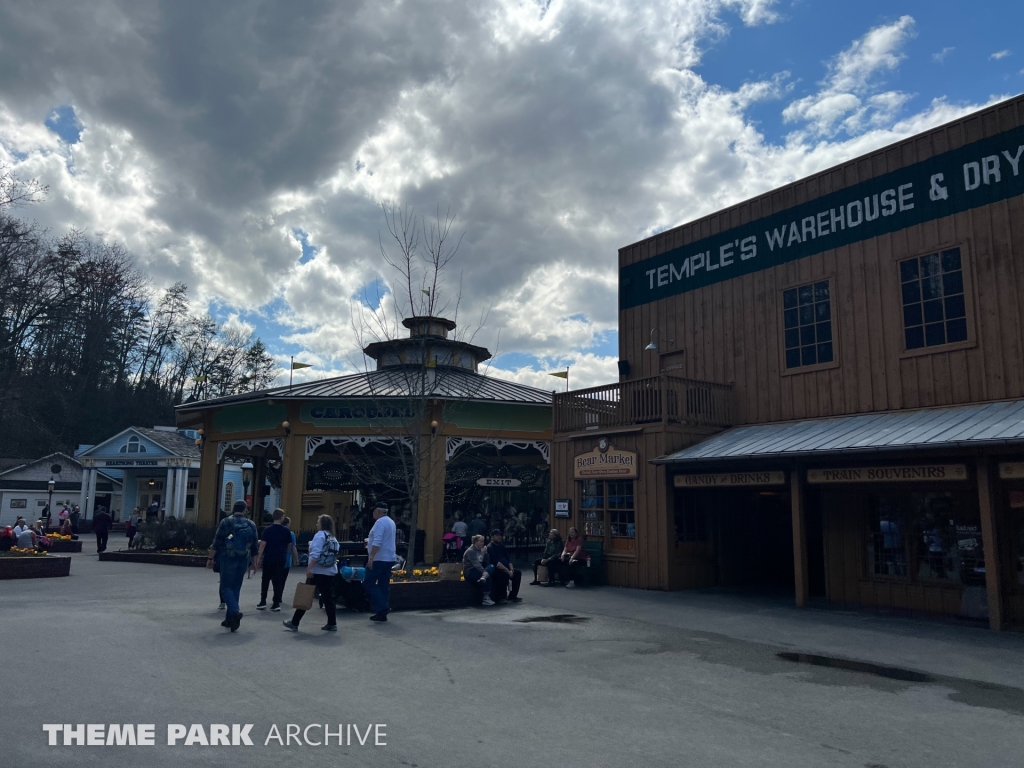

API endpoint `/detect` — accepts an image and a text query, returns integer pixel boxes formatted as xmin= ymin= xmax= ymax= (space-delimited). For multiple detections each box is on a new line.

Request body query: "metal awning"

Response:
xmin=653 ymin=400 xmax=1024 ymax=465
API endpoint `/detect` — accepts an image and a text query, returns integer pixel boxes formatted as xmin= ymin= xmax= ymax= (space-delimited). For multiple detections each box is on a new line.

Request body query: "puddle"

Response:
xmin=777 ymin=652 xmax=933 ymax=683
xmin=515 ymin=614 xmax=590 ymax=625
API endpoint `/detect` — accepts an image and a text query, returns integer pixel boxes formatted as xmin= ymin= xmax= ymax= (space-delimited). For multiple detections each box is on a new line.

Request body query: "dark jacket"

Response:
xmin=92 ymin=510 xmax=112 ymax=533
xmin=487 ymin=541 xmax=511 ymax=569
xmin=540 ymin=536 xmax=563 ymax=561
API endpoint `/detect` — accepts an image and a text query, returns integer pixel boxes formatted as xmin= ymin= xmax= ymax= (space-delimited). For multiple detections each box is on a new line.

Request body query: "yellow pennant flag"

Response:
xmin=548 ymin=370 xmax=568 ymax=379
xmin=192 ymin=375 xmax=207 ymax=382
xmin=291 ymin=361 xmax=313 ymax=370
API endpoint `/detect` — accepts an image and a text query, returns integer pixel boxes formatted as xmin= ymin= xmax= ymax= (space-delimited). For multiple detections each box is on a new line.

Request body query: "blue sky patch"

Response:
xmin=44 ymin=105 xmax=81 ymax=144
xmin=292 ymin=228 xmax=320 ymax=264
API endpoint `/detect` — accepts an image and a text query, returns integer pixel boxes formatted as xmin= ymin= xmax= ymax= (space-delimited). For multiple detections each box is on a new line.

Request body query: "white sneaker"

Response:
xmin=565 ymin=581 xmax=576 ymax=589
xmin=482 ymin=596 xmax=495 ymax=606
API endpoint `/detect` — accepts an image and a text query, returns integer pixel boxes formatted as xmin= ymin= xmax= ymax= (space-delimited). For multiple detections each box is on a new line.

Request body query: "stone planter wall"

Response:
xmin=0 ymin=555 xmax=71 ymax=579
xmin=99 ymin=551 xmax=207 ymax=567
xmin=46 ymin=540 xmax=83 ymax=553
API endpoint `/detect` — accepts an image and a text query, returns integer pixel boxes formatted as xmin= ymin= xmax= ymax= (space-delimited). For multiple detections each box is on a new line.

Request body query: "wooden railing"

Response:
xmin=553 ymin=374 xmax=734 ymax=433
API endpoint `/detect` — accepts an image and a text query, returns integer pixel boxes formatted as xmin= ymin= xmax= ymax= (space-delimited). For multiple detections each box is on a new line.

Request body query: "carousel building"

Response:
xmin=176 ymin=316 xmax=553 ymax=562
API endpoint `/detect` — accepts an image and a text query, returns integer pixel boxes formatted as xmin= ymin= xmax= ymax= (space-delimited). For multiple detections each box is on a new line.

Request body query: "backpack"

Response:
xmin=223 ymin=516 xmax=256 ymax=559
xmin=315 ymin=532 xmax=339 ymax=568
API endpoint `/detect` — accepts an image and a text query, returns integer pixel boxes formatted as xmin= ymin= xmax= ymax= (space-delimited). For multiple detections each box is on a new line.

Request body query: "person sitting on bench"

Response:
xmin=531 ymin=529 xmax=563 ymax=585
xmin=559 ymin=527 xmax=586 ymax=588
xmin=487 ymin=529 xmax=522 ymax=603
xmin=463 ymin=534 xmax=495 ymax=606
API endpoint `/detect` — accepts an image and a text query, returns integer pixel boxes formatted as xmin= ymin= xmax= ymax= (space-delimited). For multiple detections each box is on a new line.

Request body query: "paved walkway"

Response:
xmin=1 ymin=550 xmax=1022 ymax=768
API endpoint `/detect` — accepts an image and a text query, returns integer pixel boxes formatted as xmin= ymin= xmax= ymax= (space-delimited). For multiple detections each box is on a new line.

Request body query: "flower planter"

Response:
xmin=0 ymin=555 xmax=71 ymax=579
xmin=98 ymin=551 xmax=207 ymax=567
xmin=45 ymin=540 xmax=83 ymax=553
xmin=378 ymin=579 xmax=481 ymax=611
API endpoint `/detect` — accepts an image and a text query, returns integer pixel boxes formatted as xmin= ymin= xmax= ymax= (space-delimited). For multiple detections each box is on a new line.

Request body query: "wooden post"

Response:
xmin=279 ymin=432 xmax=307 ymax=531
xmin=196 ymin=441 xmax=221 ymax=529
xmin=977 ymin=458 xmax=1004 ymax=631
xmin=660 ymin=373 xmax=668 ymax=425
xmin=419 ymin=404 xmax=446 ymax=564
xmin=791 ymin=468 xmax=809 ymax=608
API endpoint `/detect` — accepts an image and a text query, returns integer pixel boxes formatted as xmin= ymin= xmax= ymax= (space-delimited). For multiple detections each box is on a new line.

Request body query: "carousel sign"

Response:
xmin=573 ymin=439 xmax=638 ymax=479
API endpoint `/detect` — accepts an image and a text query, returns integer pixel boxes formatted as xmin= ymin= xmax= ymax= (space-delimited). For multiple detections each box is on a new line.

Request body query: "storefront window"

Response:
xmin=1010 ymin=489 xmax=1024 ymax=587
xmin=866 ymin=491 xmax=981 ymax=584
xmin=578 ymin=480 xmax=635 ymax=550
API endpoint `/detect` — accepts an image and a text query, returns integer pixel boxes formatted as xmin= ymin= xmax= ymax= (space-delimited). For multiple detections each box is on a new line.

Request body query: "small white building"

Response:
xmin=0 ymin=453 xmax=122 ymax=527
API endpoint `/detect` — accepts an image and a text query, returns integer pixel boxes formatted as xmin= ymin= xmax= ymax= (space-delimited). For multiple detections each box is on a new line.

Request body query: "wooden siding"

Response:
xmin=620 ymin=96 xmax=1024 ymax=425
xmin=550 ymin=426 xmax=711 ymax=589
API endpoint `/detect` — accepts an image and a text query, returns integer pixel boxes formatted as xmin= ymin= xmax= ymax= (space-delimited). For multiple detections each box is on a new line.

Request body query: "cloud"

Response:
xmin=0 ymin=2 xmax=999 ymax=392
xmin=931 ymin=47 xmax=954 ymax=64
xmin=991 ymin=50 xmax=1011 ymax=60
xmin=782 ymin=15 xmax=916 ymax=136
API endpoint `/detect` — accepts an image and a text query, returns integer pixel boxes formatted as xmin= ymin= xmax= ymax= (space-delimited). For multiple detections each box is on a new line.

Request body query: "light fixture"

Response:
xmin=645 ymin=328 xmax=673 ymax=351
xmin=148 ymin=479 xmax=156 ymax=487
xmin=197 ymin=428 xmax=204 ymax=436
xmin=430 ymin=419 xmax=438 ymax=436
xmin=194 ymin=438 xmax=202 ymax=446
xmin=282 ymin=420 xmax=291 ymax=435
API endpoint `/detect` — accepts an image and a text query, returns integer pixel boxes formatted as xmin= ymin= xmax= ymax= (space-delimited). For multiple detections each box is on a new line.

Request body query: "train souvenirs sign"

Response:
xmin=573 ymin=439 xmax=638 ymax=479
xmin=806 ymin=464 xmax=968 ymax=484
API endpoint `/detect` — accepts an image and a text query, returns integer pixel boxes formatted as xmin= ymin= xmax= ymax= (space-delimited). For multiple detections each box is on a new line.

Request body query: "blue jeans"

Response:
xmin=363 ymin=561 xmax=395 ymax=615
xmin=219 ymin=557 xmax=248 ymax=618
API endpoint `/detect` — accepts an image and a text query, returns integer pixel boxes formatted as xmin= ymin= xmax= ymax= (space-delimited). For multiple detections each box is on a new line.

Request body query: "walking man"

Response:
xmin=69 ymin=505 xmax=80 ymax=535
xmin=206 ymin=500 xmax=258 ymax=632
xmin=363 ymin=502 xmax=397 ymax=622
xmin=255 ymin=508 xmax=292 ymax=611
xmin=92 ymin=506 xmax=113 ymax=553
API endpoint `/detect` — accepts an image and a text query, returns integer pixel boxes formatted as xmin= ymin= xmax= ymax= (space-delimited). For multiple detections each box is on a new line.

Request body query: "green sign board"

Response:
xmin=442 ymin=402 xmax=551 ymax=432
xmin=213 ymin=402 xmax=287 ymax=433
xmin=301 ymin=401 xmax=419 ymax=427
xmin=620 ymin=124 xmax=1024 ymax=310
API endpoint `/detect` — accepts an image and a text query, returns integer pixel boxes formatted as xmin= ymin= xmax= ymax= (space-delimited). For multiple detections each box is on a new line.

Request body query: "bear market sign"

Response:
xmin=620 ymin=124 xmax=1024 ymax=309
xmin=574 ymin=439 xmax=638 ymax=479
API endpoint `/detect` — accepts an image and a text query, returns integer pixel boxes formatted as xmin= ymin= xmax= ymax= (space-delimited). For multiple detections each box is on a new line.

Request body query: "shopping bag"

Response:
xmin=292 ymin=581 xmax=316 ymax=611
xmin=536 ymin=564 xmax=549 ymax=584
xmin=438 ymin=563 xmax=462 ymax=581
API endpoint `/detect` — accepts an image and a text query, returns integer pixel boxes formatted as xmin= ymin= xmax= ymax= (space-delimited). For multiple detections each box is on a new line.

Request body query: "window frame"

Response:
xmin=577 ymin=478 xmax=637 ymax=555
xmin=778 ymin=275 xmax=841 ymax=377
xmin=894 ymin=241 xmax=978 ymax=360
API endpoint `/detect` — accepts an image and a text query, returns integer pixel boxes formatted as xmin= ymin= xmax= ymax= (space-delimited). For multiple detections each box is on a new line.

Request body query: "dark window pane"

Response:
xmin=902 ymin=281 xmax=921 ymax=304
xmin=818 ymin=342 xmax=834 ymax=363
xmin=800 ymin=326 xmax=816 ymax=346
xmin=815 ymin=301 xmax=831 ymax=321
xmin=903 ymin=303 xmax=922 ymax=327
xmin=801 ymin=345 xmax=817 ymax=366
xmin=817 ymin=321 xmax=832 ymax=342
xmin=784 ymin=308 xmax=798 ymax=329
xmin=925 ymin=322 xmax=946 ymax=346
xmin=942 ymin=271 xmax=963 ymax=296
xmin=799 ymin=305 xmax=814 ymax=325
xmin=900 ymin=259 xmax=919 ymax=283
xmin=906 ymin=326 xmax=925 ymax=349
xmin=922 ymin=275 xmax=943 ymax=301
xmin=923 ymin=299 xmax=944 ymax=324
xmin=785 ymin=329 xmax=800 ymax=349
xmin=921 ymin=253 xmax=940 ymax=276
xmin=941 ymin=248 xmax=961 ymax=272
xmin=798 ymin=285 xmax=813 ymax=305
xmin=814 ymin=281 xmax=829 ymax=301
xmin=946 ymin=318 xmax=968 ymax=343
xmin=785 ymin=349 xmax=801 ymax=369
xmin=783 ymin=289 xmax=797 ymax=309
xmin=944 ymin=294 xmax=965 ymax=320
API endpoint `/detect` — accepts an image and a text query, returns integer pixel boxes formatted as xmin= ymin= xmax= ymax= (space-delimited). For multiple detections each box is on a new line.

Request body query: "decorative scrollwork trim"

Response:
xmin=306 ymin=435 xmax=416 ymax=460
xmin=445 ymin=437 xmax=550 ymax=463
xmin=217 ymin=438 xmax=284 ymax=463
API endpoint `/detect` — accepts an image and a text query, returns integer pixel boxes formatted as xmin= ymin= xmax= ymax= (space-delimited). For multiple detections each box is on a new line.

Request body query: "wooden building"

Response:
xmin=176 ymin=317 xmax=552 ymax=563
xmin=552 ymin=94 xmax=1024 ymax=629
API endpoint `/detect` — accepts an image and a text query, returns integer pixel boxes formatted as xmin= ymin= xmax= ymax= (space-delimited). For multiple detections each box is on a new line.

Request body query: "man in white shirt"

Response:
xmin=12 ymin=517 xmax=28 ymax=539
xmin=363 ymin=503 xmax=397 ymax=622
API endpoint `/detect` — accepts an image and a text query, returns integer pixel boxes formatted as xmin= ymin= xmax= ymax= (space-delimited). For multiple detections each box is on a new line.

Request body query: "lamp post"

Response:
xmin=241 ymin=461 xmax=254 ymax=512
xmin=47 ymin=478 xmax=55 ymax=529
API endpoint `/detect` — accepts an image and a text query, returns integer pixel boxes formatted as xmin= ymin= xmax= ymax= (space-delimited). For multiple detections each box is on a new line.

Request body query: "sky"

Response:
xmin=1 ymin=0 xmax=1022 ymax=392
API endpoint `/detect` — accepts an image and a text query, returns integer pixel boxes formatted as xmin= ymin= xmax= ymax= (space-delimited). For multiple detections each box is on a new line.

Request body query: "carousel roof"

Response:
xmin=177 ymin=366 xmax=552 ymax=412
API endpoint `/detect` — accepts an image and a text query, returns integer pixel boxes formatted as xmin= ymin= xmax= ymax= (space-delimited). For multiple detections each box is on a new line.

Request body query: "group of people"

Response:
xmin=530 ymin=527 xmax=588 ymax=589
xmin=207 ymin=500 xmax=399 ymax=633
xmin=459 ymin=525 xmax=589 ymax=603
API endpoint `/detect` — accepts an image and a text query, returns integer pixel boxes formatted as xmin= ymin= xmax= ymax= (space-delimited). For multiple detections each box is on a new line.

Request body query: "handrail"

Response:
xmin=552 ymin=374 xmax=733 ymax=433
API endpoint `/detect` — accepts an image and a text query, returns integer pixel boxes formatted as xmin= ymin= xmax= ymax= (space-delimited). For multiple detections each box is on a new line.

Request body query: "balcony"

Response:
xmin=553 ymin=374 xmax=734 ymax=434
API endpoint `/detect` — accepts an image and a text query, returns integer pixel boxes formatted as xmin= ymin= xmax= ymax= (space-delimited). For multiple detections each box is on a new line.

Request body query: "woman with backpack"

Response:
xmin=283 ymin=514 xmax=339 ymax=633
